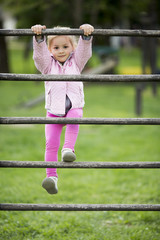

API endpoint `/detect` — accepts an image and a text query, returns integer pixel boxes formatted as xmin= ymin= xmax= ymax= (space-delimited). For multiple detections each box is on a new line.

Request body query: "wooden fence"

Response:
xmin=0 ymin=28 xmax=160 ymax=211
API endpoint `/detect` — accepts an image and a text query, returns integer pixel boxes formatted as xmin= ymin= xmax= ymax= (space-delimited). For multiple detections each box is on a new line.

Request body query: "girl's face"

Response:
xmin=49 ymin=36 xmax=74 ymax=63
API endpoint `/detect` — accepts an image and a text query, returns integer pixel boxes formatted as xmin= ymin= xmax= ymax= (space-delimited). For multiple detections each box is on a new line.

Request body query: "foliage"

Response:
xmin=1 ymin=0 xmax=160 ymax=28
xmin=0 ymin=0 xmax=74 ymax=27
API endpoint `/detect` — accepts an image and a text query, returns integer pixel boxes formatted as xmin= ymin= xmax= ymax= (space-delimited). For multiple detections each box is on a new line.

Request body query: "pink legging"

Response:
xmin=45 ymin=108 xmax=83 ymax=178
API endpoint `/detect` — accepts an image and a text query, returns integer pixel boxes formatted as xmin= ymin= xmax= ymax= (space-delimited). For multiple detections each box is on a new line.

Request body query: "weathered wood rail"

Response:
xmin=1 ymin=161 xmax=160 ymax=169
xmin=0 ymin=117 xmax=160 ymax=125
xmin=1 ymin=203 xmax=160 ymax=211
xmin=0 ymin=73 xmax=160 ymax=82
xmin=1 ymin=28 xmax=160 ymax=37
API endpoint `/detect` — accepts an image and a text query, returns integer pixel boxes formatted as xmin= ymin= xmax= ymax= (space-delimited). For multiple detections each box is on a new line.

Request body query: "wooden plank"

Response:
xmin=83 ymin=58 xmax=117 ymax=74
xmin=1 ymin=28 xmax=160 ymax=37
xmin=0 ymin=73 xmax=160 ymax=82
xmin=1 ymin=203 xmax=160 ymax=211
xmin=0 ymin=161 xmax=160 ymax=168
xmin=0 ymin=117 xmax=160 ymax=125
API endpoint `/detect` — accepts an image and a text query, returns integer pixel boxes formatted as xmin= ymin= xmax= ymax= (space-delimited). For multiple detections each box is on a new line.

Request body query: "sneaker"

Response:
xmin=61 ymin=148 xmax=76 ymax=162
xmin=42 ymin=176 xmax=58 ymax=194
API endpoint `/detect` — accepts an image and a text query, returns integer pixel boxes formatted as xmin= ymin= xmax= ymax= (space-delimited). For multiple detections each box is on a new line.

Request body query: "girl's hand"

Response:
xmin=80 ymin=24 xmax=94 ymax=36
xmin=31 ymin=24 xmax=46 ymax=35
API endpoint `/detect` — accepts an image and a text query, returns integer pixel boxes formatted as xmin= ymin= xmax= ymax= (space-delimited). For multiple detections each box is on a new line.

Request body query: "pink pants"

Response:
xmin=45 ymin=108 xmax=83 ymax=178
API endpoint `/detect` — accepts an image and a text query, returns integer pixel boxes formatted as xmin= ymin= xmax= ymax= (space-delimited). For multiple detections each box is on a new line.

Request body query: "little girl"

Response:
xmin=31 ymin=23 xmax=94 ymax=194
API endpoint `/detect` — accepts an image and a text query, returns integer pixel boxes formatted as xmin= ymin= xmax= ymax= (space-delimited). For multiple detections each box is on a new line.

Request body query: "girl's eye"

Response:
xmin=64 ymin=46 xmax=68 ymax=49
xmin=54 ymin=47 xmax=59 ymax=50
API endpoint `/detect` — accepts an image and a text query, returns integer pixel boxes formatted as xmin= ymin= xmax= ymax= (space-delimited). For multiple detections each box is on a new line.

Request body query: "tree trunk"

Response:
xmin=0 ymin=14 xmax=10 ymax=73
xmin=72 ymin=0 xmax=83 ymax=27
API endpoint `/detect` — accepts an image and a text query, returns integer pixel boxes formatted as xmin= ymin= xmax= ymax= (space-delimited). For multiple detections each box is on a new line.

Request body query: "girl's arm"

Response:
xmin=74 ymin=24 xmax=94 ymax=72
xmin=31 ymin=25 xmax=52 ymax=74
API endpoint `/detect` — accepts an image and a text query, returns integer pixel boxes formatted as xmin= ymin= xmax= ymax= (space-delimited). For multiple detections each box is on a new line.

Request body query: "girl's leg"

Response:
xmin=45 ymin=112 xmax=64 ymax=178
xmin=63 ymin=108 xmax=83 ymax=151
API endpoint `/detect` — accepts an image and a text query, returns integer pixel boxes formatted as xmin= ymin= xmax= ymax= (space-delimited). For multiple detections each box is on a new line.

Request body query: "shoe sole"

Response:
xmin=42 ymin=178 xmax=58 ymax=194
xmin=62 ymin=152 xmax=76 ymax=162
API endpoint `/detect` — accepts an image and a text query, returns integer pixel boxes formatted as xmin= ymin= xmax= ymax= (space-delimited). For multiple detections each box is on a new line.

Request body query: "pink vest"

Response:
xmin=33 ymin=36 xmax=92 ymax=115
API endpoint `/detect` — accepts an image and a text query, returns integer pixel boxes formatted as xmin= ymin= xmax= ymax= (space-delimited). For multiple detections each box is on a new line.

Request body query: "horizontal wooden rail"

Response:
xmin=0 ymin=117 xmax=160 ymax=125
xmin=0 ymin=73 xmax=160 ymax=82
xmin=0 ymin=161 xmax=160 ymax=168
xmin=0 ymin=28 xmax=160 ymax=37
xmin=0 ymin=203 xmax=160 ymax=211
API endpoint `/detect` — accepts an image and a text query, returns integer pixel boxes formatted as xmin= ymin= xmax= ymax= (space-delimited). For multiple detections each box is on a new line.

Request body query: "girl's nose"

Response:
xmin=59 ymin=48 xmax=64 ymax=53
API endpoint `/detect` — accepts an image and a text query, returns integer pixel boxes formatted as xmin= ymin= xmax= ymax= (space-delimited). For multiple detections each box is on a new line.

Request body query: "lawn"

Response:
xmin=0 ymin=39 xmax=160 ymax=240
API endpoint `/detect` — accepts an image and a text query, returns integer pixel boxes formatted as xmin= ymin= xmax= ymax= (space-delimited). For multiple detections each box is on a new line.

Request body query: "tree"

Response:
xmin=0 ymin=7 xmax=9 ymax=73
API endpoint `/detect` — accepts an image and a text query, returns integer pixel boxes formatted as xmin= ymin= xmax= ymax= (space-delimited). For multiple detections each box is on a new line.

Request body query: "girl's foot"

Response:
xmin=42 ymin=176 xmax=58 ymax=194
xmin=61 ymin=148 xmax=76 ymax=162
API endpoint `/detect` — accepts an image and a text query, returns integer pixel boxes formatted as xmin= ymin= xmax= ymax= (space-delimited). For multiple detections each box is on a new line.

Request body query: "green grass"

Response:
xmin=0 ymin=42 xmax=160 ymax=239
xmin=117 ymin=47 xmax=160 ymax=74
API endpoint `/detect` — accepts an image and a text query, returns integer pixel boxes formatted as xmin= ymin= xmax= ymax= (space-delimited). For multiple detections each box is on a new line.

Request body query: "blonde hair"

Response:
xmin=47 ymin=26 xmax=78 ymax=50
